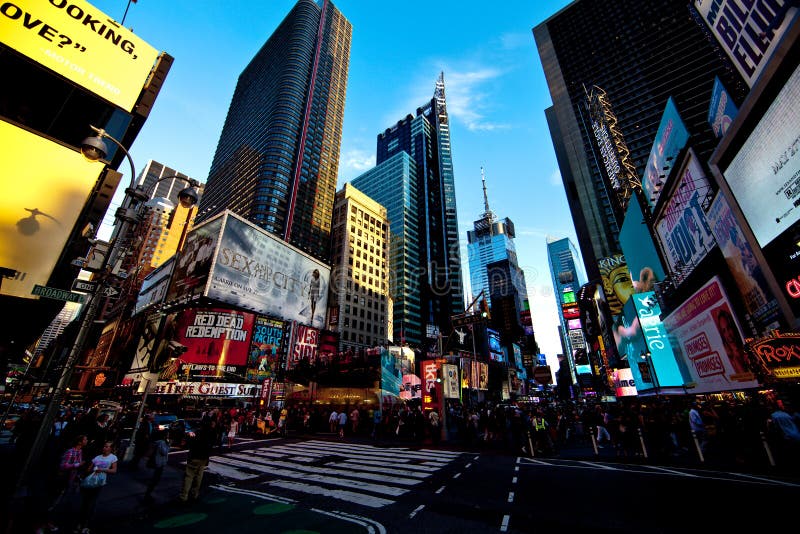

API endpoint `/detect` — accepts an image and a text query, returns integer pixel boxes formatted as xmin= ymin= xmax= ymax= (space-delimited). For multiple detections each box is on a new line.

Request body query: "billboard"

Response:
xmin=166 ymin=217 xmax=222 ymax=306
xmin=694 ymin=0 xmax=798 ymax=87
xmin=160 ymin=307 xmax=254 ymax=381
xmin=246 ymin=316 xmax=285 ymax=381
xmin=642 ymin=97 xmax=690 ymax=210
xmin=133 ymin=256 xmax=174 ymax=316
xmin=0 ymin=0 xmax=160 ymax=111
xmin=0 ymin=121 xmax=101 ymax=298
xmin=664 ymin=277 xmax=759 ymax=393
xmin=618 ymin=197 xmax=665 ymax=290
xmin=206 ymin=212 xmax=330 ymax=328
xmin=762 ymin=219 xmax=800 ymax=317
xmin=288 ymin=324 xmax=319 ymax=370
xmin=598 ymin=254 xmax=635 ymax=315
xmin=749 ymin=332 xmax=800 ymax=379
xmin=723 ymin=64 xmax=800 ymax=247
xmin=487 ymin=328 xmax=503 ymax=362
xmin=706 ymin=192 xmax=782 ymax=328
xmin=124 ymin=312 xmax=163 ymax=384
xmin=654 ymin=150 xmax=716 ymax=286
xmin=708 ymin=76 xmax=739 ymax=138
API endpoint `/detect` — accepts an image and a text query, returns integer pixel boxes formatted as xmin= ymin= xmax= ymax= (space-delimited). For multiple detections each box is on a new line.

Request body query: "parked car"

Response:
xmin=2 ymin=414 xmax=21 ymax=432
xmin=168 ymin=418 xmax=200 ymax=448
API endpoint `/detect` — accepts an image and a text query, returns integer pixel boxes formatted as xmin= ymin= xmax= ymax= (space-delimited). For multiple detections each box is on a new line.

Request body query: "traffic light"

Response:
xmin=479 ymin=298 xmax=490 ymax=319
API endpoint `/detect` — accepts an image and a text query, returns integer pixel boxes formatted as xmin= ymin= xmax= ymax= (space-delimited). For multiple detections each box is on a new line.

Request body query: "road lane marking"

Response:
xmin=269 ymin=479 xmax=394 ymax=508
xmin=409 ymin=505 xmax=425 ymax=518
xmin=312 ymin=508 xmax=387 ymax=534
xmin=507 ymin=491 xmax=515 ymax=503
xmin=210 ymin=484 xmax=294 ymax=504
xmin=578 ymin=460 xmax=615 ymax=469
xmin=645 ymin=465 xmax=698 ymax=477
xmin=435 ymin=486 xmax=445 ymax=494
xmin=465 ymin=462 xmax=472 ymax=468
xmin=514 ymin=466 xmax=519 ymax=472
xmin=500 ymin=514 xmax=510 ymax=532
xmin=453 ymin=472 xmax=461 ymax=479
xmin=512 ymin=476 xmax=517 ymax=484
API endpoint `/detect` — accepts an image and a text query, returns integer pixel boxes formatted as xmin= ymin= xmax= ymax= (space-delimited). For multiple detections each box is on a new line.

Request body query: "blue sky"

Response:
xmin=90 ymin=0 xmax=578 ymax=362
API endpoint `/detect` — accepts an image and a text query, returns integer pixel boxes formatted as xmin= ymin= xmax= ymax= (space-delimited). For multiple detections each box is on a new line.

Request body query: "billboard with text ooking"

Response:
xmin=206 ymin=212 xmax=330 ymax=328
xmin=642 ymin=97 xmax=689 ymax=210
xmin=694 ymin=0 xmax=798 ymax=88
xmin=655 ymin=150 xmax=716 ymax=287
xmin=664 ymin=277 xmax=759 ymax=393
xmin=723 ymin=64 xmax=800 ymax=248
xmin=0 ymin=0 xmax=160 ymax=111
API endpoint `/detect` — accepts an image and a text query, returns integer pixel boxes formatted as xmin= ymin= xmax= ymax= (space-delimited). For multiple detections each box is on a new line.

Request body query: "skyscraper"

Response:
xmin=197 ymin=0 xmax=351 ymax=264
xmin=351 ymin=152 xmax=422 ymax=346
xmin=534 ymin=0 xmax=749 ymax=280
xmin=375 ymin=72 xmax=464 ymax=342
xmin=328 ymin=184 xmax=391 ymax=352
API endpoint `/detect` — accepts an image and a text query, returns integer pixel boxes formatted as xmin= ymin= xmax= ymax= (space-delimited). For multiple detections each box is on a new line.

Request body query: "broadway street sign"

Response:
xmin=32 ymin=284 xmax=85 ymax=304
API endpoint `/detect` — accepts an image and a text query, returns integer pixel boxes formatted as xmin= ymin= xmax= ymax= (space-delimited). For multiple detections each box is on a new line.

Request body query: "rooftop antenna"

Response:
xmin=481 ymin=166 xmax=495 ymax=223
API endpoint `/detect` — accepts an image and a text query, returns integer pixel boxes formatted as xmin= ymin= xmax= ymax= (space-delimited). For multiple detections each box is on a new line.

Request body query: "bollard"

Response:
xmin=590 ymin=426 xmax=599 ymax=456
xmin=527 ymin=430 xmax=535 ymax=458
xmin=760 ymin=431 xmax=776 ymax=467
xmin=690 ymin=429 xmax=705 ymax=463
xmin=637 ymin=427 xmax=648 ymax=459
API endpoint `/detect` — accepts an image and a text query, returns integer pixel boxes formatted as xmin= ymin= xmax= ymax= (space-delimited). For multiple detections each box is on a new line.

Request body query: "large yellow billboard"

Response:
xmin=0 ymin=119 xmax=102 ymax=298
xmin=0 ymin=0 xmax=160 ymax=111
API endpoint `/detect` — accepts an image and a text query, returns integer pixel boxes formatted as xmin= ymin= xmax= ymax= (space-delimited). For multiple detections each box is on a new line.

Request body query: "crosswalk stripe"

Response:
xmin=303 ymin=440 xmax=461 ymax=459
xmin=212 ymin=455 xmax=409 ymax=496
xmin=259 ymin=445 xmax=436 ymax=465
xmin=323 ymin=461 xmax=430 ymax=479
xmin=290 ymin=442 xmax=456 ymax=463
xmin=268 ymin=479 xmax=395 ymax=509
xmin=203 ymin=460 xmax=259 ymax=480
xmin=325 ymin=457 xmax=433 ymax=471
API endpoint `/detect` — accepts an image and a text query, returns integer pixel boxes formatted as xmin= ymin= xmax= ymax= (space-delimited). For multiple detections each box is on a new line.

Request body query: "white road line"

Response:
xmin=210 ymin=484 xmax=294 ymax=504
xmin=453 ymin=472 xmax=461 ymax=479
xmin=224 ymin=453 xmax=422 ymax=487
xmin=473 ymin=456 xmax=479 ymax=461
xmin=500 ymin=514 xmax=510 ymax=532
xmin=409 ymin=504 xmax=425 ymax=518
xmin=507 ymin=492 xmax=515 ymax=503
xmin=211 ymin=456 xmax=407 ymax=496
xmin=205 ymin=460 xmax=259 ymax=480
xmin=312 ymin=508 xmax=387 ymax=534
xmin=299 ymin=441 xmax=458 ymax=461
xmin=325 ymin=461 xmax=430 ymax=479
xmin=512 ymin=476 xmax=517 ymax=484
xmin=516 ymin=457 xmax=521 ymax=464
xmin=644 ymin=465 xmax=698 ymax=477
xmin=269 ymin=479 xmax=395 ymax=508
xmin=465 ymin=462 xmax=472 ymax=468
xmin=722 ymin=472 xmax=800 ymax=487
xmin=435 ymin=486 xmax=445 ymax=494
xmin=578 ymin=461 xmax=616 ymax=470
xmin=514 ymin=466 xmax=519 ymax=472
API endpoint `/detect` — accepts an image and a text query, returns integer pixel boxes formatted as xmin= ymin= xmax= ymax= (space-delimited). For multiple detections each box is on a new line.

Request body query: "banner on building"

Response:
xmin=708 ymin=76 xmax=739 ymax=138
xmin=246 ymin=316 xmax=285 ymax=381
xmin=442 ymin=364 xmax=460 ymax=399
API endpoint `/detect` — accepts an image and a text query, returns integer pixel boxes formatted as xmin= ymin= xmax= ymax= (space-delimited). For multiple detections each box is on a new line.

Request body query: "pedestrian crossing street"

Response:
xmin=203 ymin=440 xmax=464 ymax=508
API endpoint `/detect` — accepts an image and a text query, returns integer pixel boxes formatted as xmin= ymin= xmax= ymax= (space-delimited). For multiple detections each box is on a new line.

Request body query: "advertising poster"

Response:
xmin=133 ymin=257 xmax=174 ymax=316
xmin=0 ymin=122 xmax=102 ymax=299
xmin=655 ymin=151 xmax=716 ymax=286
xmin=125 ymin=313 xmax=164 ymax=383
xmin=723 ymin=65 xmax=800 ymax=247
xmin=749 ymin=332 xmax=800 ymax=379
xmin=664 ymin=277 xmax=759 ymax=393
xmin=400 ymin=373 xmax=421 ymax=400
xmin=642 ymin=97 xmax=690 ymax=210
xmin=0 ymin=0 xmax=160 ymax=111
xmin=288 ymin=324 xmax=319 ymax=369
xmin=381 ymin=348 xmax=403 ymax=397
xmin=694 ymin=0 xmax=798 ymax=87
xmin=708 ymin=76 xmax=739 ymax=138
xmin=598 ymin=254 xmax=635 ymax=315
xmin=706 ymin=192 xmax=782 ymax=328
xmin=619 ymin=197 xmax=666 ymax=288
xmin=612 ymin=368 xmax=638 ymax=397
xmin=162 ymin=307 xmax=254 ymax=381
xmin=207 ymin=212 xmax=330 ymax=328
xmin=167 ymin=217 xmax=223 ymax=306
xmin=442 ymin=363 xmax=460 ymax=399
xmin=488 ymin=329 xmax=504 ymax=362
xmin=246 ymin=316 xmax=285 ymax=381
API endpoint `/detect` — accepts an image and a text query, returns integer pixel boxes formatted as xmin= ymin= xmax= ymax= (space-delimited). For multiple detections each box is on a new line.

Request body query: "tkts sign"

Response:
xmin=749 ymin=332 xmax=800 ymax=379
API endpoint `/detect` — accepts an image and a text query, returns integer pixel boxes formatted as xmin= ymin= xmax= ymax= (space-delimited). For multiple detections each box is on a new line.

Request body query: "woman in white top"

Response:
xmin=227 ymin=418 xmax=239 ymax=448
xmin=77 ymin=441 xmax=118 ymax=533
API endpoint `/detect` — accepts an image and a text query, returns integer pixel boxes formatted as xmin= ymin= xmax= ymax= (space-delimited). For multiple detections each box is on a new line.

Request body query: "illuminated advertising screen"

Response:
xmin=749 ymin=332 xmax=800 ymax=379
xmin=288 ymin=324 xmax=319 ymax=370
xmin=612 ymin=368 xmax=638 ymax=397
xmin=166 ymin=217 xmax=222 ymax=306
xmin=0 ymin=121 xmax=102 ymax=299
xmin=133 ymin=256 xmax=174 ymax=316
xmin=487 ymin=328 xmax=504 ymax=362
xmin=246 ymin=316 xmax=285 ymax=381
xmin=562 ymin=289 xmax=576 ymax=305
xmin=706 ymin=192 xmax=783 ymax=326
xmin=562 ymin=305 xmax=580 ymax=319
xmin=663 ymin=277 xmax=759 ymax=393
xmin=619 ymin=197 xmax=665 ymax=289
xmin=206 ymin=212 xmax=330 ymax=328
xmin=655 ymin=151 xmax=716 ymax=286
xmin=723 ymin=64 xmax=800 ymax=247
xmin=0 ymin=0 xmax=160 ymax=111
xmin=708 ymin=76 xmax=739 ymax=138
xmin=381 ymin=347 xmax=403 ymax=396
xmin=694 ymin=0 xmax=797 ymax=87
xmin=642 ymin=97 xmax=690 ymax=210
xmin=567 ymin=318 xmax=581 ymax=330
xmin=400 ymin=373 xmax=421 ymax=400
xmin=159 ymin=307 xmax=254 ymax=382
xmin=598 ymin=254 xmax=634 ymax=315
xmin=762 ymin=219 xmax=800 ymax=317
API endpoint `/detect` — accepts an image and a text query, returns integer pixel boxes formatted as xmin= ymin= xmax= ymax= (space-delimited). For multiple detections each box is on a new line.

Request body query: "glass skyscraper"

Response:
xmin=351 ymin=152 xmax=422 ymax=347
xmin=534 ymin=0 xmax=748 ymax=280
xmin=375 ymin=72 xmax=464 ymax=342
xmin=197 ymin=0 xmax=351 ymax=264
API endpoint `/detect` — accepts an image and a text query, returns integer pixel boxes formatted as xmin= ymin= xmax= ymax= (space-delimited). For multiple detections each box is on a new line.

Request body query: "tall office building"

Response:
xmin=137 ymin=160 xmax=198 ymax=207
xmin=534 ymin=0 xmax=749 ymax=280
xmin=546 ymin=236 xmax=588 ymax=386
xmin=351 ymin=152 xmax=422 ymax=346
xmin=328 ymin=184 xmax=391 ymax=352
xmin=467 ymin=168 xmax=527 ymax=311
xmin=375 ymin=73 xmax=464 ymax=342
xmin=197 ymin=0 xmax=351 ymax=264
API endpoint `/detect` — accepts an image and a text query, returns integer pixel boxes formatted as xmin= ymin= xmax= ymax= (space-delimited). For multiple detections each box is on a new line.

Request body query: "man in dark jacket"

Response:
xmin=179 ymin=417 xmax=216 ymax=502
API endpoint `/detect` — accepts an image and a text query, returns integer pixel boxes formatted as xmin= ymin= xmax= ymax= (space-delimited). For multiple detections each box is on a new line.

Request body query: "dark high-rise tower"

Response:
xmin=197 ymin=0 xmax=351 ymax=263
xmin=376 ymin=72 xmax=465 ymax=341
xmin=534 ymin=0 xmax=748 ymax=280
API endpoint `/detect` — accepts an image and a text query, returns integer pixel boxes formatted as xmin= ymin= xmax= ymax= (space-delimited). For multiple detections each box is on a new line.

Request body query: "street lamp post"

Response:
xmin=640 ymin=350 xmax=660 ymax=396
xmin=13 ymin=125 xmax=197 ymax=495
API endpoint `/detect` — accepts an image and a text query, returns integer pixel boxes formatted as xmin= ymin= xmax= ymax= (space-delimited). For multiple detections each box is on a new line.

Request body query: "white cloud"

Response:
xmin=445 ymin=68 xmax=511 ymax=132
xmin=499 ymin=32 xmax=532 ymax=50
xmin=340 ymin=148 xmax=375 ymax=179
xmin=549 ymin=169 xmax=562 ymax=186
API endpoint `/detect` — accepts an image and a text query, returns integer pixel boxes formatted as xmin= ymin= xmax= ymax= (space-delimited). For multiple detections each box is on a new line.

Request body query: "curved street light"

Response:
xmin=14 ymin=125 xmax=199 ymax=495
